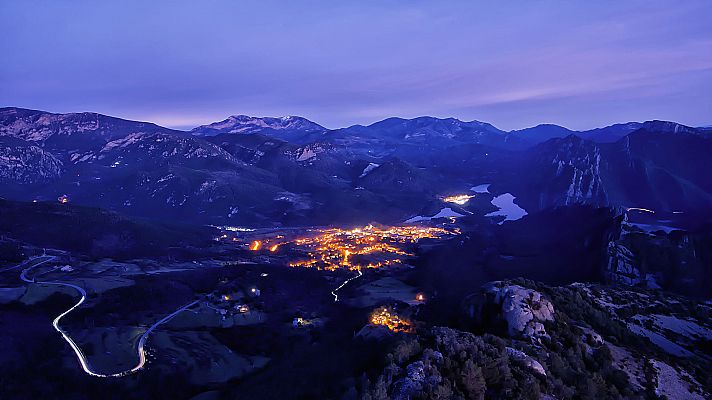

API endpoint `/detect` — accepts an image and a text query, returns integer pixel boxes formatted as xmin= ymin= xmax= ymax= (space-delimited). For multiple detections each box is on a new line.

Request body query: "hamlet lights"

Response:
xmin=370 ymin=307 xmax=412 ymax=332
xmin=285 ymin=225 xmax=453 ymax=271
xmin=442 ymin=194 xmax=474 ymax=205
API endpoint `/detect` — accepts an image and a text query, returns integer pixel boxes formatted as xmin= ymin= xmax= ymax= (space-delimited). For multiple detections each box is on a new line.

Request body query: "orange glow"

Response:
xmin=269 ymin=244 xmax=279 ymax=252
xmin=443 ymin=194 xmax=474 ymax=205
xmin=416 ymin=293 xmax=425 ymax=302
xmin=286 ymin=225 xmax=453 ymax=271
xmin=343 ymin=249 xmax=351 ymax=265
xmin=370 ymin=307 xmax=412 ymax=332
xmin=250 ymin=241 xmax=262 ymax=251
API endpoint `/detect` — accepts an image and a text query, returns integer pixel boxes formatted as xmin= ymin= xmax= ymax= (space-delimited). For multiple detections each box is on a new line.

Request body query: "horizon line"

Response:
xmin=2 ymin=105 xmax=709 ymax=134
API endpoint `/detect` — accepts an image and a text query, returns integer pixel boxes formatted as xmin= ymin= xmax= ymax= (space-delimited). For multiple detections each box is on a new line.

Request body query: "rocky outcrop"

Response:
xmin=466 ymin=282 xmax=555 ymax=342
xmin=605 ymin=241 xmax=641 ymax=286
xmin=0 ymin=140 xmax=63 ymax=183
xmin=505 ymin=347 xmax=546 ymax=376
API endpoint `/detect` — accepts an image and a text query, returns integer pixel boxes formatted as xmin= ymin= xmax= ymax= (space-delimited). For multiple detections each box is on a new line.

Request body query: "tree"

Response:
xmin=461 ymin=359 xmax=486 ymax=400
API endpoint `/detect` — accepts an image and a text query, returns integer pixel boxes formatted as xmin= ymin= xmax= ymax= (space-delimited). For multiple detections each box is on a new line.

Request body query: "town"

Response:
xmin=251 ymin=225 xmax=453 ymax=270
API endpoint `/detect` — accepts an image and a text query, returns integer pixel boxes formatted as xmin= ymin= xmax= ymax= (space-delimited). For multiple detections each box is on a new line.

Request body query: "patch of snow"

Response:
xmin=359 ymin=163 xmax=380 ymax=178
xmin=485 ymin=193 xmax=527 ymax=223
xmin=297 ymin=147 xmax=317 ymax=161
xmin=405 ymin=207 xmax=464 ymax=223
xmin=470 ymin=183 xmax=491 ymax=193
xmin=228 ymin=207 xmax=239 ymax=218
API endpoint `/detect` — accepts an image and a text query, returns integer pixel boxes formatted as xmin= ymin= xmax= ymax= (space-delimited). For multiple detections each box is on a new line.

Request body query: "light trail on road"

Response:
xmin=0 ymin=255 xmax=54 ymax=273
xmin=627 ymin=207 xmax=655 ymax=214
xmin=17 ymin=257 xmax=198 ymax=378
xmin=331 ymin=268 xmax=363 ymax=302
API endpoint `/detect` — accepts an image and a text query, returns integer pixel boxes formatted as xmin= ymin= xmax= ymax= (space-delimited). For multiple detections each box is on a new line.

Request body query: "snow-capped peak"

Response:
xmin=191 ymin=115 xmax=326 ymax=136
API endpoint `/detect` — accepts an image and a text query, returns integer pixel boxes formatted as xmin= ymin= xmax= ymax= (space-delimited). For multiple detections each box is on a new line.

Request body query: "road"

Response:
xmin=0 ymin=254 xmax=55 ymax=273
xmin=15 ymin=257 xmax=197 ymax=378
xmin=626 ymin=207 xmax=655 ymax=214
xmin=331 ymin=268 xmax=363 ymax=302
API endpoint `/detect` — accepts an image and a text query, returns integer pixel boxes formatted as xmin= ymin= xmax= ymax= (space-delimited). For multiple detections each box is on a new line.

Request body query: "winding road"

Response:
xmin=331 ymin=268 xmax=363 ymax=302
xmin=14 ymin=256 xmax=197 ymax=378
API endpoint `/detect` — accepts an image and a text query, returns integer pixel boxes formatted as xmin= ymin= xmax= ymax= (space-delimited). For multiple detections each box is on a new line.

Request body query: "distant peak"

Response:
xmin=639 ymin=120 xmax=697 ymax=133
xmin=191 ymin=114 xmax=325 ymax=136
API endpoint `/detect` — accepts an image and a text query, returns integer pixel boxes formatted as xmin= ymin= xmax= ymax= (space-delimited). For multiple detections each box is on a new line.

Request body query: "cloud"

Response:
xmin=1 ymin=1 xmax=711 ymax=130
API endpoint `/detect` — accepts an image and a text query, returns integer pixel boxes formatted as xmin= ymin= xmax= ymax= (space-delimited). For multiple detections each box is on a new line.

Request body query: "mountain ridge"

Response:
xmin=1 ymin=106 xmax=710 ymax=226
xmin=3 ymin=107 xmax=706 ymax=144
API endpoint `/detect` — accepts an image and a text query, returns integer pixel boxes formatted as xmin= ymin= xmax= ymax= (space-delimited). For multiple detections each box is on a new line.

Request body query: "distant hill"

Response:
xmin=1 ymin=107 xmax=710 ymax=226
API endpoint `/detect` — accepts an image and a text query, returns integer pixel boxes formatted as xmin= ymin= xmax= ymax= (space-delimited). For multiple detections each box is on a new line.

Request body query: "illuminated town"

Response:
xmin=369 ymin=306 xmax=412 ymax=332
xmin=254 ymin=224 xmax=455 ymax=271
xmin=442 ymin=194 xmax=475 ymax=205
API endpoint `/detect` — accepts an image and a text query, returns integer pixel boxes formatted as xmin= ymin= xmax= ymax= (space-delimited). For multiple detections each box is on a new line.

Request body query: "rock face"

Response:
xmin=605 ymin=241 xmax=640 ymax=286
xmin=505 ymin=347 xmax=546 ymax=376
xmin=602 ymin=216 xmax=712 ymax=297
xmin=0 ymin=139 xmax=63 ymax=183
xmin=467 ymin=282 xmax=555 ymax=341
xmin=515 ymin=135 xmax=608 ymax=211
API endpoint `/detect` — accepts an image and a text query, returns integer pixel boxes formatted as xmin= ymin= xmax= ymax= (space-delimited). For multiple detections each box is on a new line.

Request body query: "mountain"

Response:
xmin=190 ymin=114 xmax=707 ymax=152
xmin=0 ymin=136 xmax=63 ymax=184
xmin=603 ymin=127 xmax=712 ymax=211
xmin=511 ymin=135 xmax=607 ymax=211
xmin=313 ymin=116 xmax=527 ymax=159
xmin=508 ymin=123 xmax=576 ymax=144
xmin=578 ymin=122 xmax=643 ymax=143
xmin=505 ymin=127 xmax=712 ymax=214
xmin=508 ymin=120 xmax=703 ymax=144
xmin=0 ymin=108 xmax=448 ymax=226
xmin=0 ymin=107 xmax=181 ymax=153
xmin=190 ymin=115 xmax=326 ymax=141
xmin=1 ymin=107 xmax=711 ymax=226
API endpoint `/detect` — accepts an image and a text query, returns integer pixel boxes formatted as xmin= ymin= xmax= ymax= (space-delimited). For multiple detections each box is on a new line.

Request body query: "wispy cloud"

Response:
xmin=1 ymin=1 xmax=710 ymax=130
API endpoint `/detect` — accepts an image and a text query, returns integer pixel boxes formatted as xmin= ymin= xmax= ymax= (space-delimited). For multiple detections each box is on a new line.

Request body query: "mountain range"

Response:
xmin=1 ymin=106 xmax=711 ymax=226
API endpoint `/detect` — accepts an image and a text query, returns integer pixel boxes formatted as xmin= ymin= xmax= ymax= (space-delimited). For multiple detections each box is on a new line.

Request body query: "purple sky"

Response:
xmin=1 ymin=1 xmax=711 ymax=130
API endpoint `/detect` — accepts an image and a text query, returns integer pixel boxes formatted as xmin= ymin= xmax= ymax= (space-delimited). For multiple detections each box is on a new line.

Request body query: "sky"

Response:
xmin=1 ymin=1 xmax=711 ymax=131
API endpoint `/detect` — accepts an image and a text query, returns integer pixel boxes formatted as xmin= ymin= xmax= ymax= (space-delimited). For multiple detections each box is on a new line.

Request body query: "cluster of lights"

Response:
xmin=286 ymin=224 xmax=452 ymax=271
xmin=247 ymin=240 xmax=280 ymax=252
xmin=442 ymin=194 xmax=475 ymax=205
xmin=370 ymin=306 xmax=412 ymax=332
xmin=214 ymin=225 xmax=256 ymax=232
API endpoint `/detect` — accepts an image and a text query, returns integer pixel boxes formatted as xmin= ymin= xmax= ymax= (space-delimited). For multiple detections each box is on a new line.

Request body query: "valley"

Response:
xmin=0 ymin=108 xmax=711 ymax=399
xmin=4 ymin=3 xmax=712 ymax=398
